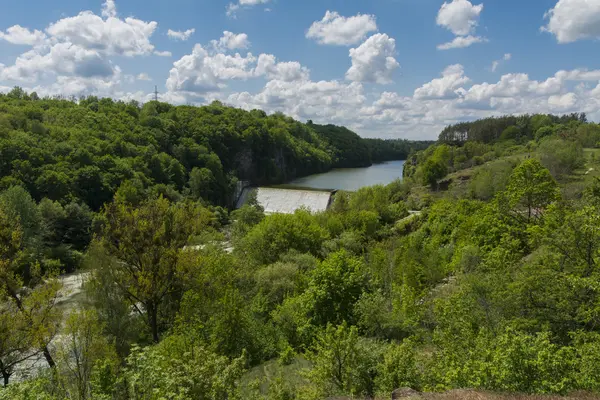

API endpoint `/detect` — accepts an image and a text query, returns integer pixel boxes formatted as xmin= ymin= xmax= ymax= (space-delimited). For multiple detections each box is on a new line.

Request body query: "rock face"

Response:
xmin=392 ymin=388 xmax=421 ymax=399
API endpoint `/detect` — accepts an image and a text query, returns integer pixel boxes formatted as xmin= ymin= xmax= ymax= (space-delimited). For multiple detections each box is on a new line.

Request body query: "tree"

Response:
xmin=538 ymin=138 xmax=585 ymax=178
xmin=125 ymin=333 xmax=246 ymax=400
xmin=0 ymin=208 xmax=61 ymax=375
xmin=504 ymin=159 xmax=560 ymax=222
xmin=97 ymin=196 xmax=210 ymax=342
xmin=54 ymin=309 xmax=118 ymax=400
xmin=306 ymin=323 xmax=382 ymax=398
xmin=0 ymin=301 xmax=33 ymax=386
xmin=421 ymin=159 xmax=447 ymax=190
xmin=305 ymin=250 xmax=369 ymax=326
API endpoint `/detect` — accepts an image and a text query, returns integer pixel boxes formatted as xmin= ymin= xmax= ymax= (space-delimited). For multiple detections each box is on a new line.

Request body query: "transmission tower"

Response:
xmin=154 ymin=85 xmax=159 ymax=102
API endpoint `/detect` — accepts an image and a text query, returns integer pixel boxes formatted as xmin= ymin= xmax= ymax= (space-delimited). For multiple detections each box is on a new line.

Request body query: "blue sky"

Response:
xmin=1 ymin=0 xmax=599 ymax=139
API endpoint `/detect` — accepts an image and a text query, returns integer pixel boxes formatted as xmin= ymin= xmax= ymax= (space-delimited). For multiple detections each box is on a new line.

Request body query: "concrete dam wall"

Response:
xmin=237 ymin=187 xmax=334 ymax=214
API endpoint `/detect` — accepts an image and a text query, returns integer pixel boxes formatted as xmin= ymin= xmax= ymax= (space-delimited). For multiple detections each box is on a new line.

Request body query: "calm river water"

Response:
xmin=283 ymin=160 xmax=405 ymax=192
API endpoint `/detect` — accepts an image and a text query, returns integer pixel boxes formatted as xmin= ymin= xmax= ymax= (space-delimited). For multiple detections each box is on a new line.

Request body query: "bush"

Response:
xmin=538 ymin=138 xmax=585 ymax=178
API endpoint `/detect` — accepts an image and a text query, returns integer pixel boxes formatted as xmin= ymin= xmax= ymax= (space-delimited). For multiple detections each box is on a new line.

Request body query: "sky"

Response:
xmin=1 ymin=0 xmax=600 ymax=139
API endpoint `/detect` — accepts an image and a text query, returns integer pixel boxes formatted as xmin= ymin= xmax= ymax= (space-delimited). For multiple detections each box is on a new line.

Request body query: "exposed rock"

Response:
xmin=392 ymin=387 xmax=421 ymax=399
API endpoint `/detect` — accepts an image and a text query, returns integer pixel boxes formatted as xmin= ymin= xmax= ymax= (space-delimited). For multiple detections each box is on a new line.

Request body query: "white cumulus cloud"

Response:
xmin=437 ymin=0 xmax=484 ymax=36
xmin=306 ymin=11 xmax=378 ymax=46
xmin=166 ymin=44 xmax=257 ymax=94
xmin=255 ymin=54 xmax=309 ymax=82
xmin=101 ymin=0 xmax=117 ymax=18
xmin=46 ymin=8 xmax=159 ymax=57
xmin=542 ymin=0 xmax=600 ymax=43
xmin=414 ymin=64 xmax=470 ymax=100
xmin=436 ymin=0 xmax=487 ymax=50
xmin=346 ymin=34 xmax=399 ymax=84
xmin=0 ymin=25 xmax=47 ymax=46
xmin=167 ymin=28 xmax=195 ymax=41
xmin=226 ymin=0 xmax=270 ymax=18
xmin=211 ymin=31 xmax=250 ymax=51
xmin=437 ymin=35 xmax=487 ymax=50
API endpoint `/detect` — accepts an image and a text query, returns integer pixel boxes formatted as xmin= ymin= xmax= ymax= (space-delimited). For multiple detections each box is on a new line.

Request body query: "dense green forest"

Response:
xmin=3 ymin=88 xmax=600 ymax=399
xmin=308 ymin=122 xmax=430 ymax=168
xmin=0 ymin=88 xmax=428 ymax=212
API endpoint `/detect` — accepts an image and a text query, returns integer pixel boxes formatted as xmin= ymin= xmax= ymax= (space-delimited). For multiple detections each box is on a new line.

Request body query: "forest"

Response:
xmin=2 ymin=87 xmax=600 ymax=399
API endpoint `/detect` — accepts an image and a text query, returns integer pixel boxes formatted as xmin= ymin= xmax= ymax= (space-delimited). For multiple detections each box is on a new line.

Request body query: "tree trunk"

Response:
xmin=43 ymin=346 xmax=56 ymax=369
xmin=0 ymin=359 xmax=9 ymax=387
xmin=148 ymin=303 xmax=160 ymax=343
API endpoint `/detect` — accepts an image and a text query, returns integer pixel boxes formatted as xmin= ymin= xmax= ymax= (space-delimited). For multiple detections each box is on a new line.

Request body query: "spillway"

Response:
xmin=236 ymin=187 xmax=334 ymax=214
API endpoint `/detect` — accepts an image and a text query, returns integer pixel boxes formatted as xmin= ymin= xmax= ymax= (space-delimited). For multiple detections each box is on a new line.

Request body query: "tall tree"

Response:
xmin=97 ymin=196 xmax=210 ymax=342
xmin=504 ymin=159 xmax=560 ymax=222
xmin=0 ymin=207 xmax=61 ymax=377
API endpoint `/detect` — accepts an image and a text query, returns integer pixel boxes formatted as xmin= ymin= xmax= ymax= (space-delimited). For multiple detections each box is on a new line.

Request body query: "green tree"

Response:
xmin=306 ymin=323 xmax=382 ymax=398
xmin=538 ymin=138 xmax=585 ymax=178
xmin=305 ymin=250 xmax=369 ymax=326
xmin=504 ymin=159 xmax=559 ymax=222
xmin=421 ymin=159 xmax=447 ymax=189
xmin=54 ymin=309 xmax=118 ymax=400
xmin=125 ymin=334 xmax=246 ymax=400
xmin=0 ymin=207 xmax=61 ymax=373
xmin=97 ymin=196 xmax=210 ymax=342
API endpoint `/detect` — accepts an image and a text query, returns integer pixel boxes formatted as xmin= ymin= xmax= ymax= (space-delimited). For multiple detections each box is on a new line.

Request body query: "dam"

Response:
xmin=236 ymin=187 xmax=335 ymax=214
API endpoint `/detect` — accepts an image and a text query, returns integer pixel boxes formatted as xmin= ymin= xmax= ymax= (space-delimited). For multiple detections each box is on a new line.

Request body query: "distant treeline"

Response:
xmin=309 ymin=122 xmax=432 ymax=168
xmin=439 ymin=113 xmax=587 ymax=144
xmin=0 ymin=87 xmax=429 ymax=211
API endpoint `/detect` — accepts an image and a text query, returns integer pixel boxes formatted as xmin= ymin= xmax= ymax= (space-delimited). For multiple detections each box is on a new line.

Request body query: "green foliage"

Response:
xmin=306 ymin=323 xmax=382 ymax=398
xmin=538 ymin=137 xmax=585 ymax=178
xmin=96 ymin=196 xmax=212 ymax=342
xmin=125 ymin=334 xmax=246 ymax=400
xmin=240 ymin=211 xmax=329 ymax=265
xmin=304 ymin=251 xmax=369 ymax=327
xmin=503 ymin=158 xmax=560 ymax=222
xmin=468 ymin=159 xmax=515 ymax=200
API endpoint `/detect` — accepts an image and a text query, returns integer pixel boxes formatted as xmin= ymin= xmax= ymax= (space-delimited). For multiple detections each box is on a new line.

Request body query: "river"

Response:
xmin=282 ymin=160 xmax=405 ymax=192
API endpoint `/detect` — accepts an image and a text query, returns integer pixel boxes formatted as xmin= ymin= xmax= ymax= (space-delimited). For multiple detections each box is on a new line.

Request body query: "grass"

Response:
xmin=402 ymin=390 xmax=600 ymax=399
xmin=241 ymin=356 xmax=312 ymax=395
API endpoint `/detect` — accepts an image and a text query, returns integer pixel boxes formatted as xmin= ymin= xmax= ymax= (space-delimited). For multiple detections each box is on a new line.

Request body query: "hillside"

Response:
xmin=0 ymin=88 xmax=429 ymax=214
xmin=2 ymin=104 xmax=600 ymax=400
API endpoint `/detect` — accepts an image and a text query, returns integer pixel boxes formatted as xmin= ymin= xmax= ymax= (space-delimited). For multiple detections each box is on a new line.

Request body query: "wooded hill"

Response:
xmin=0 ymin=87 xmax=430 ymax=212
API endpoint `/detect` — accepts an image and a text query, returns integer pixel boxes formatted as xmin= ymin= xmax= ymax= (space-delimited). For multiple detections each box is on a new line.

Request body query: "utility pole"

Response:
xmin=154 ymin=85 xmax=159 ymax=102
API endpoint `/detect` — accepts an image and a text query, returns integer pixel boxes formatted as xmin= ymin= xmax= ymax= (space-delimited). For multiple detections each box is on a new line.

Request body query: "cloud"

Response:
xmin=306 ymin=11 xmax=378 ymax=46
xmin=414 ymin=64 xmax=470 ymax=100
xmin=226 ymin=0 xmax=270 ymax=17
xmin=0 ymin=0 xmax=163 ymax=103
xmin=0 ymin=25 xmax=47 ymax=46
xmin=548 ymin=93 xmax=578 ymax=111
xmin=137 ymin=73 xmax=151 ymax=81
xmin=165 ymin=40 xmax=311 ymax=97
xmin=437 ymin=0 xmax=484 ymax=36
xmin=219 ymin=79 xmax=367 ymax=125
xmin=166 ymin=44 xmax=257 ymax=94
xmin=542 ymin=0 xmax=600 ymax=43
xmin=0 ymin=42 xmax=115 ymax=82
xmin=154 ymin=50 xmax=172 ymax=57
xmin=346 ymin=34 xmax=399 ymax=84
xmin=491 ymin=53 xmax=512 ymax=72
xmin=436 ymin=0 xmax=487 ymax=50
xmin=437 ymin=35 xmax=487 ymax=50
xmin=211 ymin=31 xmax=251 ymax=51
xmin=46 ymin=6 xmax=158 ymax=57
xmin=101 ymin=0 xmax=117 ymax=18
xmin=167 ymin=28 xmax=195 ymax=41
xmin=255 ymin=54 xmax=310 ymax=82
